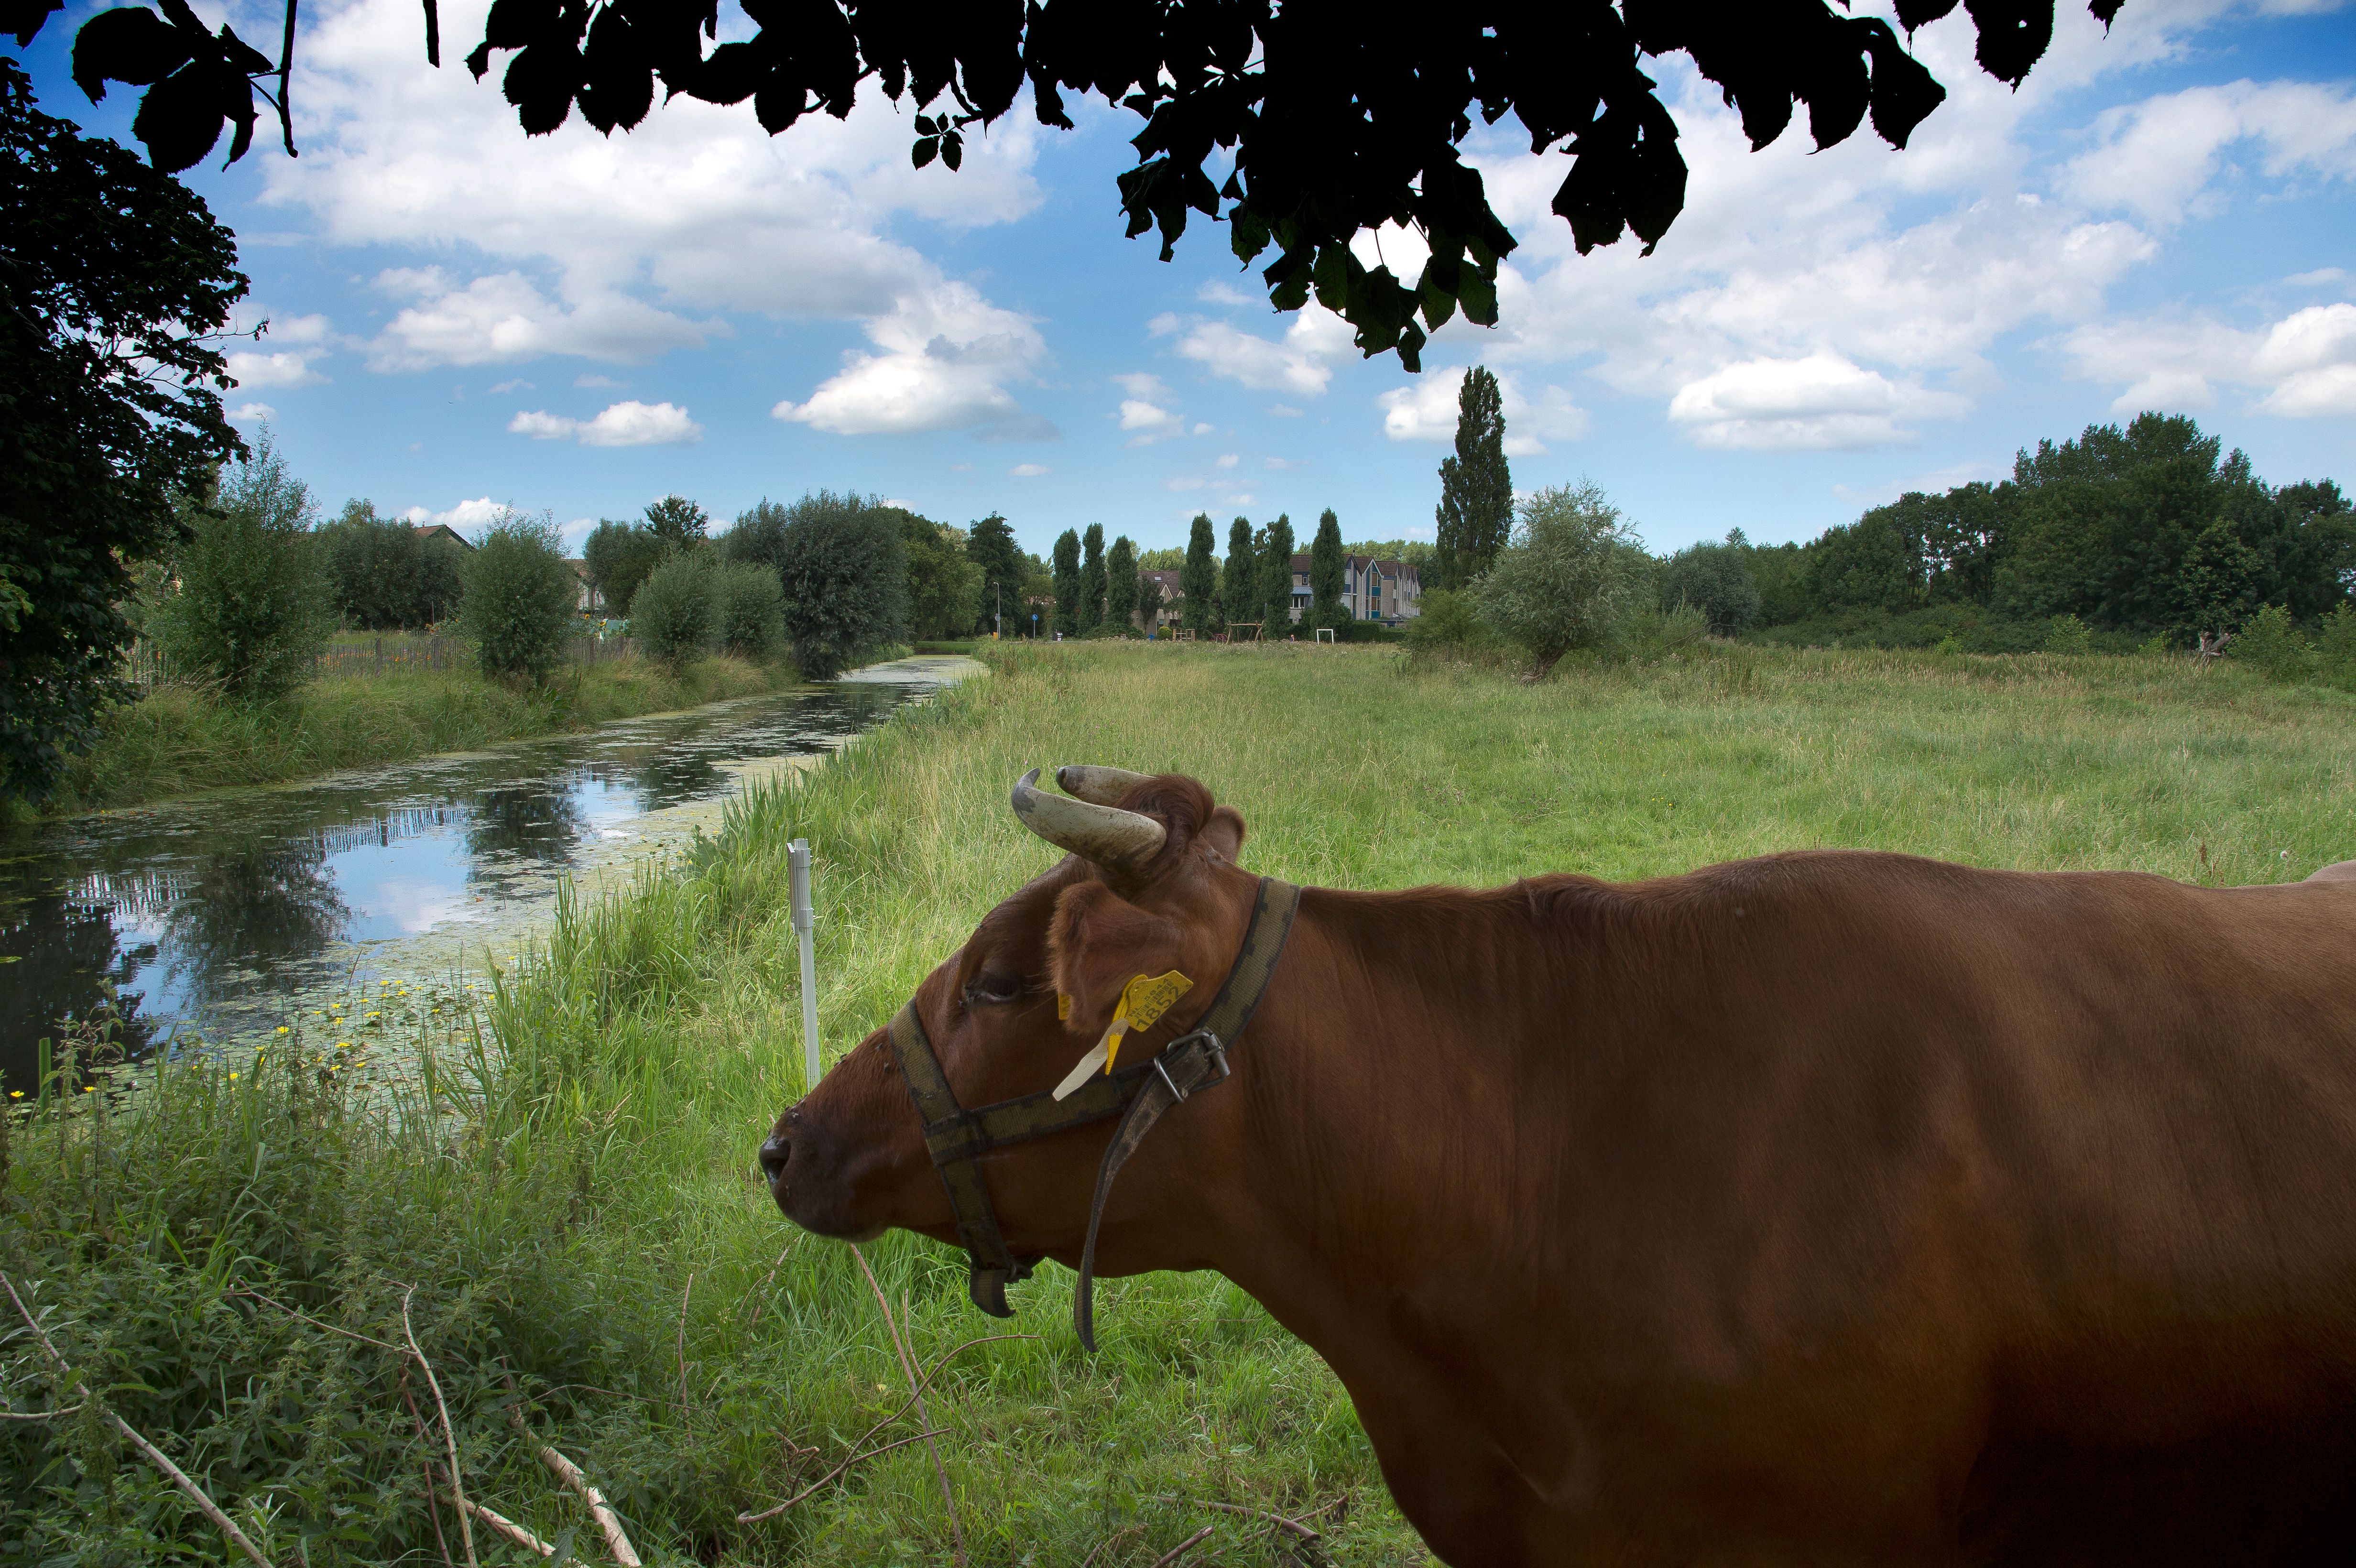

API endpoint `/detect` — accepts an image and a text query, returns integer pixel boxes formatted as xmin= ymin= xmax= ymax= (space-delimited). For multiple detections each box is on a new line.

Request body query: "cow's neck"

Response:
xmin=1203 ymin=878 xmax=1627 ymax=1519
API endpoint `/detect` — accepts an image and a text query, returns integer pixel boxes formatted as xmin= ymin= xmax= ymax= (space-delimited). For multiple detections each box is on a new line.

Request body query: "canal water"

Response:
xmin=0 ymin=657 xmax=976 ymax=1091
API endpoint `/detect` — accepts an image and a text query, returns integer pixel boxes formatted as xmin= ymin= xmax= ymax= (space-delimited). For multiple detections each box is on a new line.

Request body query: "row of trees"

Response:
xmin=134 ymin=433 xmax=592 ymax=697
xmin=584 ymin=495 xmax=1044 ymax=656
xmin=1660 ymin=414 xmax=2353 ymax=651
xmin=1049 ymin=508 xmax=1398 ymax=640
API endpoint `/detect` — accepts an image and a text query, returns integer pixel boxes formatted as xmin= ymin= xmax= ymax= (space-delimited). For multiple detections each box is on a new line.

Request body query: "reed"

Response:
xmin=41 ymin=653 xmax=796 ymax=816
xmin=6 ymin=641 xmax=2349 ymax=1564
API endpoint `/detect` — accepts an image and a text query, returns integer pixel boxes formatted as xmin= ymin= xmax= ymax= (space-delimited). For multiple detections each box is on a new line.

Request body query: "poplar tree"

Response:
xmin=1260 ymin=514 xmax=1298 ymax=632
xmin=1106 ymin=534 xmax=1139 ymax=633
xmin=1223 ymin=517 xmax=1256 ymax=635
xmin=1308 ymin=508 xmax=1347 ymax=630
xmin=1434 ymin=366 xmax=1512 ymax=590
xmin=1078 ymin=523 xmax=1107 ymax=634
xmin=1051 ymin=528 xmax=1080 ymax=635
xmin=964 ymin=512 xmax=1024 ymax=635
xmin=1181 ymin=514 xmax=1218 ymax=635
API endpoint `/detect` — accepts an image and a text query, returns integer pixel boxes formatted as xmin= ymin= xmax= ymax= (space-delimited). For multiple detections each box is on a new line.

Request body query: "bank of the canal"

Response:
xmin=0 ymin=656 xmax=981 ymax=1092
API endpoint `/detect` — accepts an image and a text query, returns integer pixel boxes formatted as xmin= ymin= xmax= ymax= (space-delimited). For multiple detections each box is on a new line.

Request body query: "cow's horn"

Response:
xmin=1012 ymin=768 xmax=1167 ymax=867
xmin=1055 ymin=764 xmax=1153 ymax=806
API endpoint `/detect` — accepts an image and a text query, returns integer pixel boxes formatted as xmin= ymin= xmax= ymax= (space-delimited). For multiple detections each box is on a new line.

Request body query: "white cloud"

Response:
xmin=369 ymin=269 xmax=717 ymax=370
xmin=1195 ymin=279 xmax=1259 ymax=307
xmin=1170 ymin=306 xmax=1354 ymax=395
xmin=1215 ymin=453 xmax=1239 ymax=468
xmin=228 ymin=402 xmax=277 ymax=422
xmin=488 ymin=378 xmax=534 ymax=394
xmin=2061 ymin=79 xmax=2356 ymax=227
xmin=1267 ymin=404 xmax=1302 ymax=417
xmin=1376 ymin=367 xmax=1591 ymax=454
xmin=403 ymin=497 xmax=504 ymax=531
xmin=508 ymin=400 xmax=705 ymax=446
xmin=1191 ymin=422 xmax=1214 ymax=435
xmin=1667 ymin=355 xmax=1967 ymax=450
xmin=262 ymin=0 xmax=1047 ymax=400
xmin=228 ymin=350 xmax=325 ymax=389
xmin=1263 ymin=457 xmax=1303 ymax=470
xmin=265 ymin=313 xmax=334 ymax=345
xmin=2061 ymin=301 xmax=2356 ymax=417
xmin=772 ymin=283 xmax=1046 ymax=436
xmin=575 ymin=373 xmax=621 ymax=388
xmin=1009 ymin=463 xmax=1050 ymax=477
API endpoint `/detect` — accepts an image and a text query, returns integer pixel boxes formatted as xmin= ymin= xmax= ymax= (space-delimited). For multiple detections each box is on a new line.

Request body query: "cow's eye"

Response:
xmin=963 ymin=969 xmax=1025 ymax=1006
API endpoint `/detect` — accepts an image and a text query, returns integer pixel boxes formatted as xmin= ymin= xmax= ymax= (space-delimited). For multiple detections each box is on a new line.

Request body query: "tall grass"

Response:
xmin=41 ymin=653 xmax=797 ymax=816
xmin=8 ymin=642 xmax=2351 ymax=1565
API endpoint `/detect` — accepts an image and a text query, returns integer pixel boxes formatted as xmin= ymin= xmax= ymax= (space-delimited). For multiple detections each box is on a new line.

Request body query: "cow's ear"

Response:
xmin=1200 ymin=805 xmax=1246 ymax=863
xmin=1047 ymin=881 xmax=1187 ymax=1031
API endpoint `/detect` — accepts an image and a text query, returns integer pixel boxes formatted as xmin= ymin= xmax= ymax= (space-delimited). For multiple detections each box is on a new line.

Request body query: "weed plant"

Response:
xmin=8 ymin=642 xmax=2353 ymax=1565
xmin=43 ymin=653 xmax=795 ymax=816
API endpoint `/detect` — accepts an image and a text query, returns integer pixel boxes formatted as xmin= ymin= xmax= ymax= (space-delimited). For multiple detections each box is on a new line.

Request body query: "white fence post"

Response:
xmin=789 ymin=839 xmax=820 ymax=1091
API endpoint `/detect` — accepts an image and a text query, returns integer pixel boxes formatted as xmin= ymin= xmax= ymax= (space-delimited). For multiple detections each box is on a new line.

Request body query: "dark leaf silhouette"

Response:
xmin=29 ymin=0 xmax=2125 ymax=364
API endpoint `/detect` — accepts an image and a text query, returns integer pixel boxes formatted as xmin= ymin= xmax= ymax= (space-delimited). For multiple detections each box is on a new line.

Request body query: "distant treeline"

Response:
xmin=1695 ymin=414 xmax=2352 ymax=652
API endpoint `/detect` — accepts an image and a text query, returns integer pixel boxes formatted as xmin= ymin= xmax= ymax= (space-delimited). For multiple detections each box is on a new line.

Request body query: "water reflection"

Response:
xmin=0 ymin=661 xmax=961 ymax=1091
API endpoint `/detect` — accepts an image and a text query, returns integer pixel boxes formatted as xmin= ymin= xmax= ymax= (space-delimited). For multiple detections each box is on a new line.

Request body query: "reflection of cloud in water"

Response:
xmin=364 ymin=878 xmax=483 ymax=936
xmin=0 ymin=657 xmax=978 ymax=1081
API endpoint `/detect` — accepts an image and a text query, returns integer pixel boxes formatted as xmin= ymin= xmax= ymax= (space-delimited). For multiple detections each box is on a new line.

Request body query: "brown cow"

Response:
xmin=762 ymin=770 xmax=2356 ymax=1566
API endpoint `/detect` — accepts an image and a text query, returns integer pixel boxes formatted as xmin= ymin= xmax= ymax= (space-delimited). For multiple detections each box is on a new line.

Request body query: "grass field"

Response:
xmin=6 ymin=641 xmax=2352 ymax=1565
xmin=33 ymin=653 xmax=798 ymax=817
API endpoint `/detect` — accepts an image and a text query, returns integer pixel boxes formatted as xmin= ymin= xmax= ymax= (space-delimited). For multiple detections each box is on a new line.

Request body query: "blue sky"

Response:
xmin=14 ymin=0 xmax=2356 ymax=563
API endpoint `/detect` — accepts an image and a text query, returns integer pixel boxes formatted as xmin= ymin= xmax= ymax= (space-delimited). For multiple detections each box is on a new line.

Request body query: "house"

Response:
xmin=564 ymin=559 xmax=601 ymax=614
xmin=1283 ymin=554 xmax=1423 ymax=626
xmin=412 ymin=523 xmax=473 ymax=553
xmin=1138 ymin=569 xmax=1185 ymax=632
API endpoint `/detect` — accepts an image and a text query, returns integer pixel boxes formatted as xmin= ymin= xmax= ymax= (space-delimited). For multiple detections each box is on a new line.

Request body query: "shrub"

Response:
xmin=150 ymin=431 xmax=333 ymax=701
xmin=317 ymin=501 xmax=460 ymax=629
xmin=726 ymin=490 xmax=907 ymax=679
xmin=715 ymin=560 xmax=784 ymax=659
xmin=1659 ymin=537 xmax=1760 ymax=636
xmin=2318 ymin=603 xmax=2356 ymax=684
xmin=2044 ymin=613 xmax=2094 ymax=655
xmin=1401 ymin=588 xmax=1497 ymax=659
xmin=1472 ymin=479 xmax=1640 ymax=677
xmin=2230 ymin=604 xmax=2313 ymax=683
xmin=632 ymin=549 xmax=719 ymax=667
xmin=459 ymin=510 xmax=576 ymax=681
xmin=583 ymin=518 xmax=663 ymax=617
xmin=901 ymin=511 xmax=983 ymax=638
xmin=1618 ymin=601 xmax=1711 ymax=662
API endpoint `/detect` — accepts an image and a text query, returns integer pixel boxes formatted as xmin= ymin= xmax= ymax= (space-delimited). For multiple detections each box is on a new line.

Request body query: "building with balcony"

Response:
xmin=1282 ymin=554 xmax=1423 ymax=626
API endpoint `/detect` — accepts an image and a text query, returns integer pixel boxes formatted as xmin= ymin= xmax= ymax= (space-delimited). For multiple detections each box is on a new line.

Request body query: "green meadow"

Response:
xmin=6 ymin=641 xmax=2352 ymax=1565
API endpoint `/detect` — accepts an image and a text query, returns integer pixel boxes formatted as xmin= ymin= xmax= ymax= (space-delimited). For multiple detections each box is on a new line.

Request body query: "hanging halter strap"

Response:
xmin=885 ymin=876 xmax=1302 ymax=1345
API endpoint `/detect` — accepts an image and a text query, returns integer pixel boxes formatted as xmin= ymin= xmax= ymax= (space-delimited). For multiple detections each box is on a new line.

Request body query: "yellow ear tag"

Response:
xmin=1050 ymin=969 xmax=1194 ymax=1101
xmin=1057 ymin=993 xmax=1072 ymax=1021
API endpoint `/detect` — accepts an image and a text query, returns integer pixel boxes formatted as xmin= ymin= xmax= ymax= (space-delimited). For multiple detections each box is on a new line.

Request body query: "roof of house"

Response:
xmin=1139 ymin=568 xmax=1185 ymax=596
xmin=1285 ymin=553 xmax=1421 ymax=579
xmin=413 ymin=523 xmax=474 ymax=549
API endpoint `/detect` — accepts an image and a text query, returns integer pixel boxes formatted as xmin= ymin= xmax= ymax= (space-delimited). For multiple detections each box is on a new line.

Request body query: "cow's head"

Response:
xmin=758 ymin=766 xmax=1262 ymax=1283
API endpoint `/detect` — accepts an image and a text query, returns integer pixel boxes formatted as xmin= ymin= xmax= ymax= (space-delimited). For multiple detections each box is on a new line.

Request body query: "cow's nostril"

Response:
xmin=757 ymin=1135 xmax=790 ymax=1187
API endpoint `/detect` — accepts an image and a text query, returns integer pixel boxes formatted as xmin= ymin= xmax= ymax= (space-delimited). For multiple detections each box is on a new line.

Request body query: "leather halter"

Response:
xmin=884 ymin=876 xmax=1302 ymax=1348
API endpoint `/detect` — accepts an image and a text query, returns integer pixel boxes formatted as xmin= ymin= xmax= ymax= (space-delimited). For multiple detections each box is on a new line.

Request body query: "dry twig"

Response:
xmin=403 ymin=1286 xmax=479 ymax=1568
xmin=1 ymin=1403 xmax=84 ymax=1420
xmin=230 ymin=1289 xmax=407 ymax=1355
xmin=732 ymin=1427 xmax=949 ymax=1524
xmin=434 ymin=1488 xmax=568 ymax=1562
xmin=1079 ymin=1524 xmax=1144 ymax=1568
xmin=676 ymin=1273 xmax=693 ymax=1415
xmin=2 ymin=1270 xmax=276 ymax=1568
xmin=400 ymin=1368 xmax=457 ymax=1568
xmin=851 ymin=1244 xmax=967 ymax=1568
xmin=1194 ymin=1498 xmax=1322 ymax=1541
xmin=507 ymin=1405 xmax=642 ymax=1567
xmin=1147 ymin=1524 xmax=1217 ymax=1567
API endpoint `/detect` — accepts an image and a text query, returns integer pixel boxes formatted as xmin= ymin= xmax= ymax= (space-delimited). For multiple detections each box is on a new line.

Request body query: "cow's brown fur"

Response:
xmin=765 ymin=774 xmax=2356 ymax=1566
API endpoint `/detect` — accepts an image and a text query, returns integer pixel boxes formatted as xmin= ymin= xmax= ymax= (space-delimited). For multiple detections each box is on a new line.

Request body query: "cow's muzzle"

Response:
xmin=757 ymin=1133 xmax=789 ymax=1189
